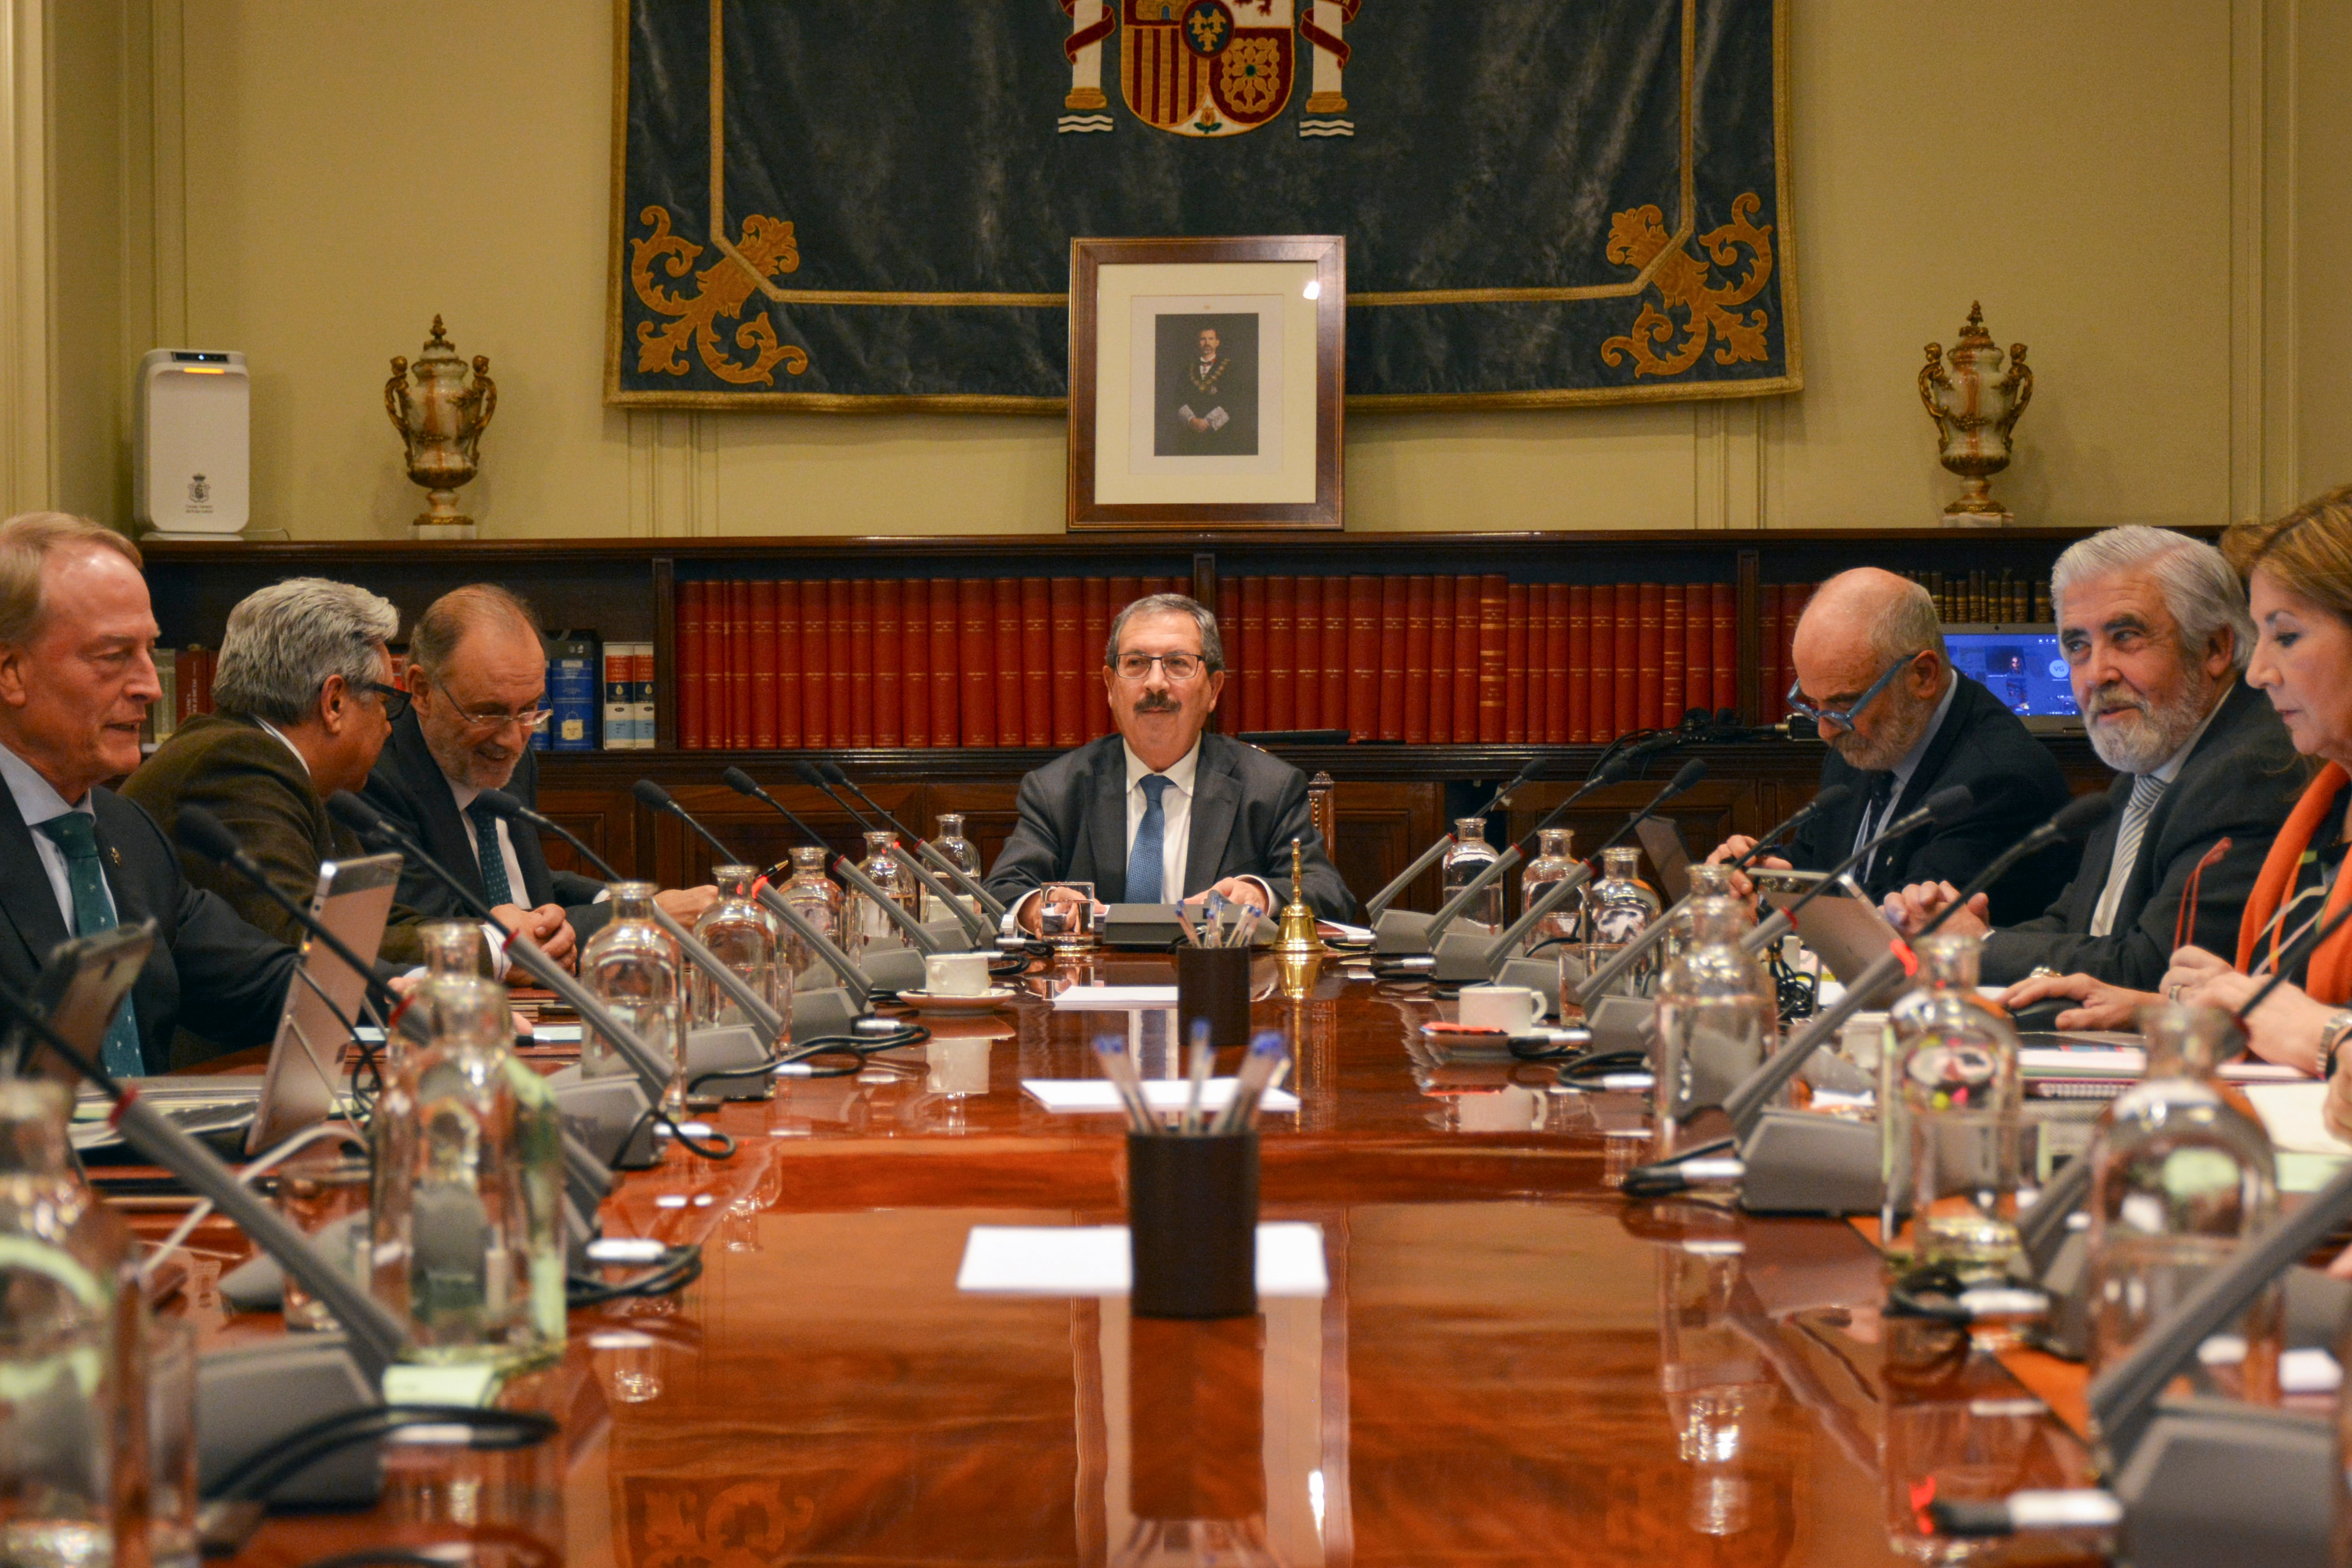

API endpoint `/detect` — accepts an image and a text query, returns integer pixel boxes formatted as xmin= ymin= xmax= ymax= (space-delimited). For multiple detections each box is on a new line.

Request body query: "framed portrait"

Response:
xmin=1068 ymin=235 xmax=1344 ymax=532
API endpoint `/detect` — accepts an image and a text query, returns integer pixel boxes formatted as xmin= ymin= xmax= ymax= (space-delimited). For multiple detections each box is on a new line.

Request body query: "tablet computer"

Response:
xmin=247 ymin=852 xmax=402 ymax=1153
xmin=1758 ymin=871 xmax=1911 ymax=1007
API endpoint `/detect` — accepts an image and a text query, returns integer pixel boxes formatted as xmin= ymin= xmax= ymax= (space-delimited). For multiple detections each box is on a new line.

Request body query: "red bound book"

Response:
xmin=829 ymin=585 xmax=856 ymax=748
xmin=1427 ymin=575 xmax=1455 ymax=743
xmin=677 ymin=583 xmax=705 ymax=749
xmin=1453 ymin=577 xmax=1481 ymax=743
xmin=1233 ymin=578 xmax=1263 ymax=736
xmin=1265 ymin=577 xmax=1296 ymax=732
xmin=901 ymin=579 xmax=929 ymax=748
xmin=1081 ymin=577 xmax=1110 ymax=737
xmin=1322 ymin=578 xmax=1348 ymax=731
xmin=993 ymin=579 xmax=1023 ymax=745
xmin=1661 ymin=585 xmax=1686 ymax=728
xmin=777 ymin=580 xmax=803 ymax=750
xmin=1403 ymin=576 xmax=1433 ymax=744
xmin=1378 ymin=576 xmax=1407 ymax=741
xmin=1780 ymin=583 xmax=1812 ymax=707
xmin=1543 ymin=584 xmax=1569 ymax=743
xmin=1710 ymin=583 xmax=1737 ymax=715
xmin=728 ymin=581 xmax=753 ymax=750
xmin=1502 ymin=581 xmax=1528 ymax=744
xmin=959 ymin=578 xmax=994 ymax=746
xmin=1021 ymin=577 xmax=1052 ymax=748
xmin=1050 ymin=578 xmax=1083 ymax=747
xmin=1637 ymin=582 xmax=1664 ymax=732
xmin=846 ymin=580 xmax=874 ymax=749
xmin=1590 ymin=584 xmax=1618 ymax=739
xmin=1613 ymin=585 xmax=1638 ymax=739
xmin=1683 ymin=582 xmax=1710 ymax=720
xmin=1566 ymin=585 xmax=1591 ymax=744
xmin=873 ymin=579 xmax=903 ymax=747
xmin=1292 ymin=577 xmax=1322 ymax=729
xmin=750 ymin=580 xmax=779 ymax=749
xmin=1109 ymin=575 xmax=1142 ymax=620
xmin=1760 ymin=586 xmax=1786 ymax=722
xmin=931 ymin=579 xmax=960 ymax=747
xmin=1345 ymin=576 xmax=1378 ymax=740
xmin=803 ymin=584 xmax=831 ymax=750
xmin=194 ymin=649 xmax=216 ymax=715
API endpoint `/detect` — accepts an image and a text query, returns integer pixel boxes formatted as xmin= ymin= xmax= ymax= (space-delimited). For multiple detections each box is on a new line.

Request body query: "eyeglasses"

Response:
xmin=1112 ymin=651 xmax=1210 ymax=683
xmin=1784 ymin=654 xmax=1918 ymax=735
xmin=421 ymin=672 xmax=553 ymax=734
xmin=359 ymin=680 xmax=413 ymax=721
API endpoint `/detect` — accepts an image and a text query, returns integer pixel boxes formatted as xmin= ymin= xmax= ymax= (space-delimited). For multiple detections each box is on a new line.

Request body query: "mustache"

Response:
xmin=1132 ymin=694 xmax=1182 ymax=714
xmin=2083 ymin=683 xmax=2150 ymax=720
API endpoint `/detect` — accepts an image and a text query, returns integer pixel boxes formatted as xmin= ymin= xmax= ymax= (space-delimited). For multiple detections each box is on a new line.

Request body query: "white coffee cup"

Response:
xmin=1457 ymin=983 xmax=1544 ymax=1033
xmin=923 ymin=950 xmax=992 ymax=997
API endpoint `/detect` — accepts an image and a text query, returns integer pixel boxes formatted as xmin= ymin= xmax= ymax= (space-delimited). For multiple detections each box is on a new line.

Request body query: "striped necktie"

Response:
xmin=2089 ymin=774 xmax=2168 ymax=938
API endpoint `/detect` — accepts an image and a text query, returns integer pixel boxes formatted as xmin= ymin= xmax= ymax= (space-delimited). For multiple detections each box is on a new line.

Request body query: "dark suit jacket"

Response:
xmin=1788 ymin=673 xmax=2078 ymax=925
xmin=122 ymin=713 xmax=428 ymax=967
xmin=1980 ymin=681 xmax=2310 ymax=987
xmin=0 ymin=762 xmax=298 ymax=1072
xmin=984 ymin=732 xmax=1358 ymax=920
xmin=360 ymin=713 xmax=610 ymax=939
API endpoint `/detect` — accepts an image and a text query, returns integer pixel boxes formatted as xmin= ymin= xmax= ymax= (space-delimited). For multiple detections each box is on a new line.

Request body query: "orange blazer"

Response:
xmin=2236 ymin=761 xmax=2352 ymax=1004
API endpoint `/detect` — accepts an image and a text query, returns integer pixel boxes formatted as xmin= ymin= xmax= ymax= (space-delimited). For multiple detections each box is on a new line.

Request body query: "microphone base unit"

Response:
xmin=2108 ymin=1400 xmax=2332 ymax=1568
xmin=548 ymin=1068 xmax=662 ymax=1169
xmin=1494 ymin=956 xmax=1565 ymax=1017
xmin=791 ymin=985 xmax=866 ymax=1041
xmin=1734 ymin=1109 xmax=1884 ymax=1216
xmin=1583 ymin=995 xmax=1656 ymax=1057
xmin=1372 ymin=910 xmax=1435 ymax=956
xmin=1428 ymin=929 xmax=1500 ymax=986
xmin=197 ymin=1336 xmax=383 ymax=1507
xmin=857 ymin=943 xmax=932 ymax=995
xmin=686 ymin=1024 xmax=774 ymax=1101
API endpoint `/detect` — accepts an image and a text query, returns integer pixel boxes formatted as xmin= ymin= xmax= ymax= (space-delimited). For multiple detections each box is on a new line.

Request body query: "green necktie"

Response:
xmin=36 ymin=813 xmax=144 ymax=1077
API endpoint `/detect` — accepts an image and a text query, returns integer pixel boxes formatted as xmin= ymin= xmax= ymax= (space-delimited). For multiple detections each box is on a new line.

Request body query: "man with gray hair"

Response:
xmin=1890 ymin=526 xmax=2306 ymax=1002
xmin=986 ymin=591 xmax=1354 ymax=925
xmin=126 ymin=577 xmax=534 ymax=971
xmin=1710 ymin=566 xmax=2075 ymax=923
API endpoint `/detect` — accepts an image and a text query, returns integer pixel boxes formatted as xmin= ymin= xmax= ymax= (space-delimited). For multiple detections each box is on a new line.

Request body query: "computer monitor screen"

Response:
xmin=1945 ymin=627 xmax=2078 ymax=725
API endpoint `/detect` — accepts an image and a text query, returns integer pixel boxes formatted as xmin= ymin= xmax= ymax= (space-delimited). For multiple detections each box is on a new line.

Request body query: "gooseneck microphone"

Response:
xmin=324 ymin=792 xmax=678 ymax=1103
xmin=1737 ymin=784 xmax=1978 ymax=955
xmin=666 ymin=773 xmax=936 ymax=956
xmin=791 ymin=762 xmax=993 ymax=946
xmin=815 ymin=760 xmax=1007 ymax=921
xmin=173 ymin=806 xmax=404 ymax=1015
xmin=1362 ymin=754 xmax=1564 ymax=922
xmin=1571 ymin=782 xmax=1856 ymax=1007
xmin=472 ymin=790 xmax=786 ymax=1042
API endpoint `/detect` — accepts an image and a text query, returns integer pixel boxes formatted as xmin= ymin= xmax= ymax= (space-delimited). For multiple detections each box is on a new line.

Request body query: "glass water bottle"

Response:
xmin=397 ymin=919 xmax=491 ymax=1064
xmin=923 ymin=813 xmax=984 ymax=924
xmin=1440 ymin=817 xmax=1502 ymax=935
xmin=370 ymin=974 xmax=566 ymax=1366
xmin=853 ymin=830 xmax=920 ymax=957
xmin=1880 ymin=933 xmax=2026 ymax=1272
xmin=0 ymin=1077 xmax=149 ymax=1565
xmin=692 ymin=865 xmax=785 ymax=1045
xmin=2085 ymin=1003 xmax=2280 ymax=1391
xmin=1584 ymin=847 xmax=1664 ymax=997
xmin=1518 ymin=827 xmax=1581 ymax=956
xmin=579 ymin=880 xmax=686 ymax=1116
xmin=1653 ymin=897 xmax=1777 ymax=1152
xmin=779 ymin=846 xmax=843 ymax=991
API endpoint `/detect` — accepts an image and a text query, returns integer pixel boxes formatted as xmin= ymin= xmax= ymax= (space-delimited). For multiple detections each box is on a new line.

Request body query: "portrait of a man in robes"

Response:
xmin=1154 ymin=314 xmax=1259 ymax=457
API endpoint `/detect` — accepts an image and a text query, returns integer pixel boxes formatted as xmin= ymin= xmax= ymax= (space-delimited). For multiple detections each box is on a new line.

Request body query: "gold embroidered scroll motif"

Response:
xmin=629 ymin=206 xmax=812 ymax=386
xmin=1599 ymin=192 xmax=1775 ymax=379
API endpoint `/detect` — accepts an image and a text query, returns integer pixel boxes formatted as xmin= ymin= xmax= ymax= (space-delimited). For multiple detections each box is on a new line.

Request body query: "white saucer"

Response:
xmin=897 ymin=987 xmax=1017 ymax=1013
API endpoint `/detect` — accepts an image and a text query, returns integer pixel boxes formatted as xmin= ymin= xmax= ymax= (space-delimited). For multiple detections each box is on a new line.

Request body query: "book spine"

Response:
xmin=1760 ymin=586 xmax=1785 ymax=724
xmin=1661 ymin=584 xmax=1686 ymax=728
xmin=1427 ymin=576 xmax=1454 ymax=744
xmin=1588 ymin=584 xmax=1614 ymax=740
xmin=1022 ymin=576 xmax=1052 ymax=748
xmin=960 ymin=578 xmax=994 ymax=746
xmin=846 ymin=579 xmax=873 ymax=749
xmin=1479 ymin=574 xmax=1509 ymax=744
xmin=1266 ymin=576 xmax=1295 ymax=732
xmin=1634 ymin=582 xmax=1662 ymax=732
xmin=1109 ymin=575 xmax=1142 ymax=624
xmin=1235 ymin=577 xmax=1263 ymax=736
xmin=1452 ymin=576 xmax=1480 ymax=743
xmin=1081 ymin=576 xmax=1110 ymax=737
xmin=1502 ymin=580 xmax=1527 ymax=744
xmin=929 ymin=578 xmax=959 ymax=747
xmin=676 ymin=587 xmax=704 ymax=749
xmin=1347 ymin=575 xmax=1379 ymax=741
xmin=1684 ymin=582 xmax=1710 ymax=720
xmin=1566 ymin=585 xmax=1590 ymax=744
xmin=151 ymin=650 xmax=177 ymax=744
xmin=634 ymin=644 xmax=659 ymax=749
xmin=871 ymin=578 xmax=902 ymax=747
xmin=1710 ymin=583 xmax=1737 ymax=716
xmin=1781 ymin=583 xmax=1812 ymax=696
xmin=1377 ymin=575 xmax=1407 ymax=741
xmin=548 ymin=634 xmax=599 ymax=752
xmin=750 ymin=580 xmax=779 ymax=749
xmin=830 ymin=583 xmax=856 ymax=748
xmin=803 ymin=583 xmax=831 ymax=752
xmin=994 ymin=578 xmax=1023 ymax=746
xmin=1292 ymin=576 xmax=1322 ymax=729
xmin=1543 ymin=583 xmax=1569 ymax=744
xmin=901 ymin=578 xmax=929 ymax=749
xmin=1402 ymin=575 xmax=1432 ymax=745
xmin=1322 ymin=576 xmax=1348 ymax=731
xmin=603 ymin=641 xmax=631 ymax=751
xmin=726 ymin=582 xmax=751 ymax=750
xmin=1613 ymin=585 xmax=1638 ymax=740
xmin=1050 ymin=577 xmax=1083 ymax=747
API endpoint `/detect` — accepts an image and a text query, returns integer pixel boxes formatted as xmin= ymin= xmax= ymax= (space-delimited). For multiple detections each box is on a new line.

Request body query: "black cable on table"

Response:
xmin=567 ymin=1242 xmax=704 ymax=1307
xmin=205 ymin=1404 xmax=558 ymax=1503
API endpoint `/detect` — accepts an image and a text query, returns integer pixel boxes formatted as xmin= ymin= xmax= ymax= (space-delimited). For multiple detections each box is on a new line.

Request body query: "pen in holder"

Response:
xmin=1127 ymin=1130 xmax=1259 ymax=1319
xmin=1175 ymin=945 xmax=1252 ymax=1053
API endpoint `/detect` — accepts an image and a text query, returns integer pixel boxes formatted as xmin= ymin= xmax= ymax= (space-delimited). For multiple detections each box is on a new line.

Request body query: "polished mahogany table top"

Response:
xmin=169 ymin=952 xmax=2103 ymax=1568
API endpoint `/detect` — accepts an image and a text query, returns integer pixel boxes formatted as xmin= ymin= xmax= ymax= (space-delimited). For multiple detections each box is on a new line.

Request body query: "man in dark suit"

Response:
xmin=1712 ymin=567 xmax=2076 ymax=924
xmin=1157 ymin=323 xmax=1258 ymax=458
xmin=362 ymin=585 xmax=714 ymax=961
xmin=0 ymin=512 xmax=296 ymax=1073
xmin=986 ymin=592 xmax=1354 ymax=927
xmin=1886 ymin=528 xmax=2307 ymax=1002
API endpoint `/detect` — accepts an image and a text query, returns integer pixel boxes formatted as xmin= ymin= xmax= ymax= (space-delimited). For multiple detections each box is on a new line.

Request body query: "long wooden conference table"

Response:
xmin=159 ymin=951 xmax=2110 ymax=1568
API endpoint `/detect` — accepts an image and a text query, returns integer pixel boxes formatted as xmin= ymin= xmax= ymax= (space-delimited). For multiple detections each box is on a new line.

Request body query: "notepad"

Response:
xmin=1049 ymin=985 xmax=1179 ymax=1010
xmin=1020 ymin=1078 xmax=1300 ymax=1116
xmin=2019 ymin=1045 xmax=2310 ymax=1084
xmin=2242 ymin=1081 xmax=2352 ymax=1157
xmin=956 ymin=1222 xmax=1328 ymax=1296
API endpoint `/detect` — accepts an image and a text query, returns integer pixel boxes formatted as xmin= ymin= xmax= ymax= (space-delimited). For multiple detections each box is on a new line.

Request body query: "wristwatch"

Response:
xmin=2319 ymin=1010 xmax=2352 ymax=1080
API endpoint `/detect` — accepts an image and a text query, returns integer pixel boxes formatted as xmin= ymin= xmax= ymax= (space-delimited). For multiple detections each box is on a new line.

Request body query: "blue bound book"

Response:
xmin=543 ymin=631 xmax=600 ymax=752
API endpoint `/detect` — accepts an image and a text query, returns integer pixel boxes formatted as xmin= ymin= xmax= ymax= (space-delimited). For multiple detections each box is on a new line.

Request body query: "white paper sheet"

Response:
xmin=2244 ymin=1081 xmax=2352 ymax=1156
xmin=2020 ymin=1045 xmax=2310 ymax=1084
xmin=1049 ymin=986 xmax=1180 ymax=1010
xmin=1020 ymin=1078 xmax=1301 ymax=1116
xmin=956 ymin=1221 xmax=1329 ymax=1296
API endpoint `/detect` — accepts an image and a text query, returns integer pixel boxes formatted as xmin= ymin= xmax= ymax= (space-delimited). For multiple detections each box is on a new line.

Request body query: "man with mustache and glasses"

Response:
xmin=1891 ymin=528 xmax=2306 ymax=1014
xmin=1709 ymin=567 xmax=2074 ymax=923
xmin=986 ymin=592 xmax=1355 ymax=932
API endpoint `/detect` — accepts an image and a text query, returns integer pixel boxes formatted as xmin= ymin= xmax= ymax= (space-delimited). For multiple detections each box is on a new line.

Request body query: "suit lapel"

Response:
xmin=0 ymin=782 xmax=67 ymax=966
xmin=393 ymin=718 xmax=487 ymax=900
xmin=2064 ymin=773 xmax=2134 ymax=925
xmin=1086 ymin=752 xmax=1129 ymax=902
xmin=1184 ymin=740 xmax=1240 ymax=898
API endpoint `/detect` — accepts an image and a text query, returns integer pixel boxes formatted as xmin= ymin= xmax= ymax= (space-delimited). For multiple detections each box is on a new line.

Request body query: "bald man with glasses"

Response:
xmin=1709 ymin=567 xmax=2076 ymax=924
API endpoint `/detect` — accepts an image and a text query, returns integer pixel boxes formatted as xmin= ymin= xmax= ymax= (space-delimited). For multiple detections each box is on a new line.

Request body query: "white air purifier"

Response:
xmin=135 ymin=348 xmax=249 ymax=538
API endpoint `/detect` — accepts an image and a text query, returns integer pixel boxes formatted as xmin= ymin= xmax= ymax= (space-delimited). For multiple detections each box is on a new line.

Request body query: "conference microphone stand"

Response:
xmin=1736 ymin=783 xmax=1979 ymax=956
xmin=1362 ymin=753 xmax=1561 ymax=923
xmin=791 ymin=761 xmax=993 ymax=947
xmin=1570 ymin=782 xmax=1856 ymax=1008
xmin=811 ymin=760 xmax=1008 ymax=922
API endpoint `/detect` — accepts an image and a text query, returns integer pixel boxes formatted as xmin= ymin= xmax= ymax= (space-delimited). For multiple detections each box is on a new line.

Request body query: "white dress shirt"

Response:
xmin=0 ymin=742 xmax=113 ymax=931
xmin=1851 ymin=675 xmax=1962 ymax=857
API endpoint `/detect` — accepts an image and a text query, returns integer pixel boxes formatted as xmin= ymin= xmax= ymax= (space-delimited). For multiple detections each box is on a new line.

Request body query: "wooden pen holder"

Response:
xmin=1126 ymin=1131 xmax=1259 ymax=1320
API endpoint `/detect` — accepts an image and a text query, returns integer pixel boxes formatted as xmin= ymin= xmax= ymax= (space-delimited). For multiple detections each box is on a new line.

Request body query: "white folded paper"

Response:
xmin=2243 ymin=1081 xmax=2352 ymax=1156
xmin=1049 ymin=985 xmax=1180 ymax=1010
xmin=956 ymin=1221 xmax=1328 ymax=1296
xmin=1020 ymin=1077 xmax=1300 ymax=1116
xmin=2019 ymin=1045 xmax=2309 ymax=1084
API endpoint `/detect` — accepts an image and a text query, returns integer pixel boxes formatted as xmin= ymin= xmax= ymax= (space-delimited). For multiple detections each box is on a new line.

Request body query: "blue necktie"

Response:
xmin=1127 ymin=775 xmax=1173 ymax=903
xmin=36 ymin=814 xmax=144 ymax=1077
xmin=466 ymin=799 xmax=515 ymax=906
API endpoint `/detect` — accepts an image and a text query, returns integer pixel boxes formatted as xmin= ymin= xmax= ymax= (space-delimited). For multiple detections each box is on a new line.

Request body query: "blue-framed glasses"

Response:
xmin=1784 ymin=654 xmax=1917 ymax=735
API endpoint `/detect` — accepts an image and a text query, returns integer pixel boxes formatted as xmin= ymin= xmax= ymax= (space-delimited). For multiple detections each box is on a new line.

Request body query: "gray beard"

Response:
xmin=2083 ymin=675 xmax=2214 ymax=773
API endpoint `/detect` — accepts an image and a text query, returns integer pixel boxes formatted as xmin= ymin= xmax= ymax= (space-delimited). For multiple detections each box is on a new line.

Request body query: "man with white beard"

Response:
xmin=1883 ymin=526 xmax=2306 ymax=992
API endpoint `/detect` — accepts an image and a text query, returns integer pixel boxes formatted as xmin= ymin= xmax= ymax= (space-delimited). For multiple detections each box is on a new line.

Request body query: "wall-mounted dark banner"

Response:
xmin=606 ymin=0 xmax=1797 ymax=412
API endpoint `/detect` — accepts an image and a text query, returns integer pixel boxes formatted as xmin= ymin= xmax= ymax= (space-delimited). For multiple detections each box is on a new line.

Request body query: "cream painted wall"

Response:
xmin=31 ymin=0 xmax=2342 ymax=539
